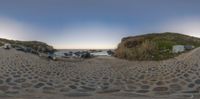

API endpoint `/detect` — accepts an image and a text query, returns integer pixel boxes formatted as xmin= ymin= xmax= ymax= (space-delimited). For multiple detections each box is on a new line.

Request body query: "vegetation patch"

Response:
xmin=0 ymin=38 xmax=55 ymax=53
xmin=115 ymin=32 xmax=200 ymax=60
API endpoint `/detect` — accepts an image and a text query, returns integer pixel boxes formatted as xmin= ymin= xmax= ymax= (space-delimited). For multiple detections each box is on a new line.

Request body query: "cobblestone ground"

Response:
xmin=0 ymin=48 xmax=200 ymax=99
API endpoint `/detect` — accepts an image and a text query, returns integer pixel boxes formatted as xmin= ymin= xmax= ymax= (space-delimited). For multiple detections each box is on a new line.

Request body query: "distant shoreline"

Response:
xmin=56 ymin=49 xmax=115 ymax=51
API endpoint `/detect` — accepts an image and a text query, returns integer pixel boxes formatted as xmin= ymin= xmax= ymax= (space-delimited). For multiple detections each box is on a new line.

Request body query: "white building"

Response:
xmin=4 ymin=43 xmax=12 ymax=49
xmin=172 ymin=45 xmax=185 ymax=53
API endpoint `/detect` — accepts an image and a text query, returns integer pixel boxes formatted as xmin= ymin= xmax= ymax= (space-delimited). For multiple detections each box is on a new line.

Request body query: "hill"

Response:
xmin=0 ymin=38 xmax=55 ymax=53
xmin=115 ymin=32 xmax=200 ymax=60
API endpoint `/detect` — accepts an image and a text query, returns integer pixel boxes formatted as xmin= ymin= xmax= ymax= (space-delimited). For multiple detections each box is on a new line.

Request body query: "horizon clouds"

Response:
xmin=0 ymin=16 xmax=200 ymax=49
xmin=0 ymin=0 xmax=200 ymax=49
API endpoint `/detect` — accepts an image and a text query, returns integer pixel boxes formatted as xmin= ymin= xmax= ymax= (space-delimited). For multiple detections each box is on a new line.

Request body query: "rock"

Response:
xmin=97 ymin=88 xmax=120 ymax=94
xmin=0 ymin=79 xmax=3 ymax=84
xmin=0 ymin=86 xmax=9 ymax=91
xmin=169 ymin=84 xmax=182 ymax=92
xmin=39 ymin=78 xmax=47 ymax=82
xmin=127 ymin=85 xmax=137 ymax=90
xmin=13 ymin=75 xmax=20 ymax=78
xmin=43 ymin=87 xmax=55 ymax=94
xmin=188 ymin=83 xmax=195 ymax=88
xmin=156 ymin=81 xmax=165 ymax=85
xmin=60 ymin=87 xmax=70 ymax=92
xmin=154 ymin=91 xmax=171 ymax=95
xmin=113 ymin=92 xmax=147 ymax=97
xmin=69 ymin=85 xmax=77 ymax=89
xmin=14 ymin=78 xmax=26 ymax=83
xmin=5 ymin=91 xmax=19 ymax=94
xmin=195 ymin=79 xmax=200 ymax=84
xmin=80 ymin=86 xmax=96 ymax=91
xmin=46 ymin=82 xmax=53 ymax=86
xmin=65 ymin=92 xmax=92 ymax=97
xmin=153 ymin=87 xmax=168 ymax=92
xmin=182 ymin=90 xmax=199 ymax=93
xmin=12 ymin=86 xmax=21 ymax=90
xmin=136 ymin=90 xmax=149 ymax=93
xmin=55 ymin=85 xmax=65 ymax=88
xmin=141 ymin=85 xmax=150 ymax=89
xmin=34 ymin=83 xmax=45 ymax=88
xmin=171 ymin=78 xmax=179 ymax=83
xmin=185 ymin=78 xmax=192 ymax=82
xmin=21 ymin=83 xmax=32 ymax=88
xmin=183 ymin=73 xmax=189 ymax=78
xmin=6 ymin=78 xmax=12 ymax=83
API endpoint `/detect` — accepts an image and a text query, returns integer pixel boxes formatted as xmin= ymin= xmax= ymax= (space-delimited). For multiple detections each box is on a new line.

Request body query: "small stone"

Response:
xmin=185 ymin=78 xmax=192 ymax=82
xmin=138 ymin=75 xmax=144 ymax=79
xmin=188 ymin=83 xmax=195 ymax=88
xmin=80 ymin=86 xmax=96 ymax=91
xmin=43 ymin=87 xmax=55 ymax=90
xmin=46 ymin=72 xmax=51 ymax=75
xmin=154 ymin=91 xmax=171 ymax=95
xmin=136 ymin=90 xmax=149 ymax=93
xmin=12 ymin=86 xmax=21 ymax=90
xmin=60 ymin=87 xmax=70 ymax=92
xmin=171 ymin=78 xmax=179 ymax=83
xmin=43 ymin=87 xmax=55 ymax=94
xmin=46 ymin=82 xmax=53 ymax=86
xmin=8 ymin=82 xmax=17 ymax=86
xmin=182 ymin=90 xmax=199 ymax=93
xmin=183 ymin=73 xmax=189 ymax=78
xmin=14 ymin=78 xmax=26 ymax=83
xmin=65 ymin=92 xmax=92 ymax=97
xmin=5 ymin=91 xmax=19 ymax=94
xmin=141 ymin=85 xmax=150 ymax=89
xmin=169 ymin=84 xmax=182 ymax=92
xmin=34 ymin=83 xmax=45 ymax=88
xmin=0 ymin=80 xmax=3 ymax=84
xmin=6 ymin=78 xmax=12 ymax=83
xmin=39 ymin=78 xmax=47 ymax=82
xmin=70 ymin=79 xmax=79 ymax=83
xmin=103 ymin=83 xmax=109 ymax=86
xmin=13 ymin=75 xmax=20 ymax=78
xmin=0 ymin=86 xmax=9 ymax=91
xmin=195 ymin=79 xmax=200 ymax=84
xmin=153 ymin=87 xmax=168 ymax=92
xmin=69 ymin=85 xmax=77 ymax=89
xmin=97 ymin=88 xmax=120 ymax=93
xmin=21 ymin=83 xmax=32 ymax=88
xmin=25 ymin=89 xmax=35 ymax=93
xmin=127 ymin=85 xmax=137 ymax=90
xmin=156 ymin=81 xmax=165 ymax=85
xmin=55 ymin=85 xmax=65 ymax=88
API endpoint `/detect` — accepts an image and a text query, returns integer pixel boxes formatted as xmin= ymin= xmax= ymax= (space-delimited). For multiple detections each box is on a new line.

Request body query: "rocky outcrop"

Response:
xmin=115 ymin=32 xmax=200 ymax=60
xmin=0 ymin=38 xmax=55 ymax=53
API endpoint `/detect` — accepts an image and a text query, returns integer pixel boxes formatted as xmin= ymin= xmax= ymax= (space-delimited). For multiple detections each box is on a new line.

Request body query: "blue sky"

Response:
xmin=0 ymin=0 xmax=200 ymax=49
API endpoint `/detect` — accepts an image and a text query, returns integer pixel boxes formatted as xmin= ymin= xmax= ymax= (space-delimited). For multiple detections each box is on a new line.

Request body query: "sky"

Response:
xmin=0 ymin=0 xmax=200 ymax=49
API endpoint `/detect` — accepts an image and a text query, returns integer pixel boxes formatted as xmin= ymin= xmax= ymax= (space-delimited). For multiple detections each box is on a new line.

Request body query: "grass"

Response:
xmin=115 ymin=32 xmax=200 ymax=61
xmin=0 ymin=38 xmax=55 ymax=53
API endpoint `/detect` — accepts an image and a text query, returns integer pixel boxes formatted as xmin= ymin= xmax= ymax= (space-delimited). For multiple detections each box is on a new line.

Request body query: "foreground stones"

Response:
xmin=0 ymin=48 xmax=200 ymax=98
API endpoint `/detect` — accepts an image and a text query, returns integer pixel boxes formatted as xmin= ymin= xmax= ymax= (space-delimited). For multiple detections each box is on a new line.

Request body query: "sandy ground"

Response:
xmin=0 ymin=48 xmax=200 ymax=99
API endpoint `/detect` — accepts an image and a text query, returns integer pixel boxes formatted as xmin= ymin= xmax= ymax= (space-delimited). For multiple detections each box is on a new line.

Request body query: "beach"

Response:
xmin=0 ymin=48 xmax=200 ymax=99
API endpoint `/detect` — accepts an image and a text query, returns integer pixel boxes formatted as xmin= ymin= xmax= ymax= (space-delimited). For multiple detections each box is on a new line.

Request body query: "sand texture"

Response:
xmin=0 ymin=48 xmax=200 ymax=99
